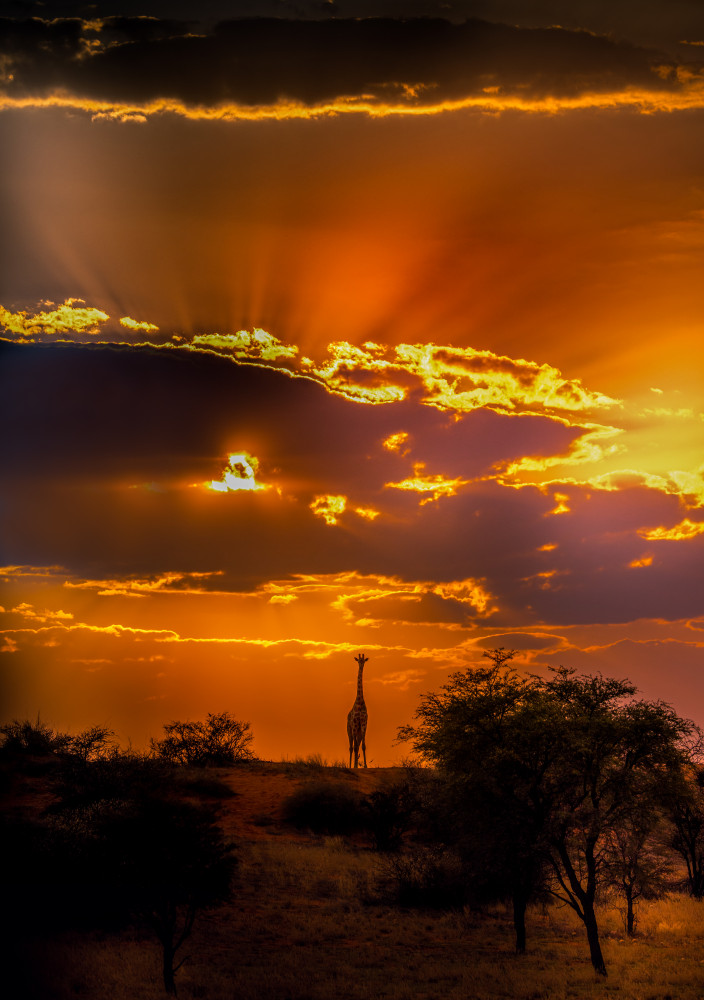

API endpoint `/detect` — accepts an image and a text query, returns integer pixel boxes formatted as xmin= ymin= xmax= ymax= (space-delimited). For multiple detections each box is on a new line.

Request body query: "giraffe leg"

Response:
xmin=361 ymin=735 xmax=367 ymax=768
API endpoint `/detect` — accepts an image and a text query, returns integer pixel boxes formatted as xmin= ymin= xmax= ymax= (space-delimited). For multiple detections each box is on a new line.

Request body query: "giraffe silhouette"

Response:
xmin=347 ymin=653 xmax=368 ymax=768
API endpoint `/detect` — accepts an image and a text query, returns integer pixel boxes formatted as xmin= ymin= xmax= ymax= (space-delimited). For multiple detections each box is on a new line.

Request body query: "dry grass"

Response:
xmin=16 ymin=835 xmax=704 ymax=1000
xmin=7 ymin=761 xmax=704 ymax=999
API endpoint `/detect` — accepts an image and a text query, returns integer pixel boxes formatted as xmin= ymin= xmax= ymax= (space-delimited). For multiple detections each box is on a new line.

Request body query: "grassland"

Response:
xmin=9 ymin=763 xmax=704 ymax=999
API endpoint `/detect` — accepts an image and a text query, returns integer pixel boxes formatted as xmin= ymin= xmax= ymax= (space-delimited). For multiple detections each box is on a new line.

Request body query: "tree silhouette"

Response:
xmin=669 ymin=766 xmax=704 ymax=899
xmin=399 ymin=652 xmax=697 ymax=975
xmin=150 ymin=712 xmax=254 ymax=767
xmin=100 ymin=796 xmax=235 ymax=994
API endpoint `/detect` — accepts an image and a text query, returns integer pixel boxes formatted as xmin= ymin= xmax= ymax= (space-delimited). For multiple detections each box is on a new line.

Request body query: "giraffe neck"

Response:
xmin=356 ymin=663 xmax=365 ymax=704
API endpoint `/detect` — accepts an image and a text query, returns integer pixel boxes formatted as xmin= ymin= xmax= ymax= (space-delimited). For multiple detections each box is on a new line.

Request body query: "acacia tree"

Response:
xmin=150 ymin=712 xmax=255 ymax=767
xmin=602 ymin=801 xmax=674 ymax=935
xmin=398 ymin=649 xmax=555 ymax=955
xmin=103 ymin=796 xmax=235 ymax=994
xmin=538 ymin=668 xmax=695 ymax=975
xmin=399 ymin=653 xmax=696 ymax=976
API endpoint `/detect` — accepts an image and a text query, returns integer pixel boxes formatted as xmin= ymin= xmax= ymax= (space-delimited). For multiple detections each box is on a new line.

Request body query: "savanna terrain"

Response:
xmin=5 ymin=759 xmax=704 ymax=1000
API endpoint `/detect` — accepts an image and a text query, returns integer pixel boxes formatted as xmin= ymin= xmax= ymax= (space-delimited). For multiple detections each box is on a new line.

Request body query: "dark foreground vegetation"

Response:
xmin=3 ymin=655 xmax=704 ymax=997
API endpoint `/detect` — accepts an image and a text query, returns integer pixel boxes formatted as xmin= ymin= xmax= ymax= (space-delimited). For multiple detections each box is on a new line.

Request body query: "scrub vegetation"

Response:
xmin=3 ymin=663 xmax=704 ymax=999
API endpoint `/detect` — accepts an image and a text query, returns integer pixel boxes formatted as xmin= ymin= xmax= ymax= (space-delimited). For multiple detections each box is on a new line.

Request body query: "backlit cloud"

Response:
xmin=640 ymin=518 xmax=704 ymax=541
xmin=120 ymin=316 xmax=159 ymax=332
xmin=63 ymin=570 xmax=226 ymax=597
xmin=0 ymin=299 xmax=108 ymax=338
xmin=1 ymin=15 xmax=704 ymax=119
xmin=190 ymin=330 xmax=298 ymax=363
xmin=207 ymin=453 xmax=270 ymax=493
xmin=0 ymin=305 xmax=621 ymax=423
xmin=385 ymin=463 xmax=468 ymax=504
xmin=310 ymin=494 xmax=347 ymax=526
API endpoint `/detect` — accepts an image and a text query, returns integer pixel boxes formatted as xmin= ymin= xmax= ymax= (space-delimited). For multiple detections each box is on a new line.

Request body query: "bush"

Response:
xmin=173 ymin=771 xmax=238 ymax=800
xmin=0 ymin=718 xmax=117 ymax=776
xmin=282 ymin=780 xmax=365 ymax=836
xmin=51 ymin=750 xmax=170 ymax=812
xmin=0 ymin=717 xmax=72 ymax=758
xmin=364 ymin=780 xmax=417 ymax=852
xmin=150 ymin=712 xmax=255 ymax=767
xmin=376 ymin=845 xmax=469 ymax=910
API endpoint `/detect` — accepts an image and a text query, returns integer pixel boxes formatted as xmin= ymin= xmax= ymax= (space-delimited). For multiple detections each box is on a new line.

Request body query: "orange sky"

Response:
xmin=1 ymin=2 xmax=704 ymax=763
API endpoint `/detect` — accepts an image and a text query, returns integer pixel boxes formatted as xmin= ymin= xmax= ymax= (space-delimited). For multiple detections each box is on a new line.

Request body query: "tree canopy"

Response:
xmin=398 ymin=650 xmax=699 ymax=975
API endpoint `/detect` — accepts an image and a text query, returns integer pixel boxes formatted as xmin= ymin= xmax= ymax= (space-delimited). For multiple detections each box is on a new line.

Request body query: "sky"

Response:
xmin=1 ymin=0 xmax=703 ymax=765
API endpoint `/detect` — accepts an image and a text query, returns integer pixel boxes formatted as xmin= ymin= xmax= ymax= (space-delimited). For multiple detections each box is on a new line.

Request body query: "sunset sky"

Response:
xmin=1 ymin=0 xmax=703 ymax=765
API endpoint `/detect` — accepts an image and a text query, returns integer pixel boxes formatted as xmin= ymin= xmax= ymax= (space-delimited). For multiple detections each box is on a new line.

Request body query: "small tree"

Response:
xmin=102 ymin=797 xmax=235 ymax=994
xmin=668 ymin=766 xmax=704 ymax=899
xmin=150 ymin=712 xmax=255 ymax=767
xmin=602 ymin=806 xmax=674 ymax=935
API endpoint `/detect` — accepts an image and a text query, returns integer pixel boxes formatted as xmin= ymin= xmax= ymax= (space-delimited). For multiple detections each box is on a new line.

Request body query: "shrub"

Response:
xmin=376 ymin=845 xmax=469 ymax=910
xmin=282 ymin=780 xmax=365 ymax=836
xmin=52 ymin=750 xmax=170 ymax=812
xmin=0 ymin=717 xmax=72 ymax=758
xmin=0 ymin=718 xmax=117 ymax=776
xmin=150 ymin=712 xmax=255 ymax=767
xmin=173 ymin=771 xmax=238 ymax=800
xmin=364 ymin=780 xmax=417 ymax=852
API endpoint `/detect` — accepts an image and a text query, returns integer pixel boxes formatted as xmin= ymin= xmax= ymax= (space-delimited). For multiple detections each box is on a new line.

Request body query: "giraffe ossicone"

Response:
xmin=347 ymin=652 xmax=368 ymax=768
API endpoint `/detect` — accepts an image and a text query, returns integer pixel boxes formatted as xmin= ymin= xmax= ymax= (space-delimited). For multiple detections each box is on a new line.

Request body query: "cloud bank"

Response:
xmin=2 ymin=14 xmax=703 ymax=118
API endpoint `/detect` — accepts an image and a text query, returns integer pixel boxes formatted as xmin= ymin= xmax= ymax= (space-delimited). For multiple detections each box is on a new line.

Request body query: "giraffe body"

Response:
xmin=347 ymin=653 xmax=368 ymax=768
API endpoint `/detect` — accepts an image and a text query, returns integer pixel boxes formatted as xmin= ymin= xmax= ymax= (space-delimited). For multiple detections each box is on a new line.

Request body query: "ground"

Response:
xmin=5 ymin=760 xmax=704 ymax=999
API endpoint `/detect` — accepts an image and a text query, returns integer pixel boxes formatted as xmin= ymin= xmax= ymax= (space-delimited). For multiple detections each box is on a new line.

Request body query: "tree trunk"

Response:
xmin=162 ymin=941 xmax=177 ymax=995
xmin=583 ymin=905 xmax=607 ymax=976
xmin=512 ymin=891 xmax=527 ymax=954
xmin=625 ymin=887 xmax=635 ymax=937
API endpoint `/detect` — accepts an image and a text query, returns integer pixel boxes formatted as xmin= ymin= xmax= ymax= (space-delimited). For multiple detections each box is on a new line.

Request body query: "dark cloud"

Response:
xmin=0 ymin=14 xmax=688 ymax=108
xmin=0 ymin=339 xmax=577 ymax=485
xmin=2 ymin=339 xmax=701 ymax=626
xmin=4 ymin=3 xmax=703 ymax=51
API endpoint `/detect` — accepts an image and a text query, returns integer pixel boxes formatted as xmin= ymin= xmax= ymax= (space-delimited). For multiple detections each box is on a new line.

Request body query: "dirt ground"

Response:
xmin=215 ymin=763 xmax=405 ymax=841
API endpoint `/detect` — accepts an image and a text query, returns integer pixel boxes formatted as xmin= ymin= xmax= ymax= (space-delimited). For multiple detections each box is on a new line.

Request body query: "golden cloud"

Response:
xmin=64 ymin=570 xmax=225 ymax=596
xmin=120 ymin=316 xmax=159 ymax=332
xmin=9 ymin=603 xmax=74 ymax=624
xmin=639 ymin=519 xmax=704 ymax=541
xmin=629 ymin=555 xmax=654 ymax=568
xmin=547 ymin=492 xmax=571 ymax=515
xmin=383 ymin=432 xmax=411 ymax=455
xmin=268 ymin=594 xmax=298 ymax=605
xmin=2 ymin=301 xmax=619 ymax=425
xmin=385 ymin=462 xmax=468 ymax=504
xmin=588 ymin=469 xmax=704 ymax=508
xmin=355 ymin=506 xmax=380 ymax=521
xmin=498 ymin=423 xmax=624 ymax=485
xmin=331 ymin=572 xmax=494 ymax=626
xmin=0 ymin=298 xmax=109 ymax=338
xmin=191 ymin=329 xmax=298 ymax=362
xmin=310 ymin=494 xmax=347 ymax=526
xmin=3 ymin=80 xmax=704 ymax=122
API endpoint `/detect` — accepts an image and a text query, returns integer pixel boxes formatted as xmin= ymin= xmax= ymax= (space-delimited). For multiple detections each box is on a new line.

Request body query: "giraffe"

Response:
xmin=347 ymin=652 xmax=368 ymax=768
